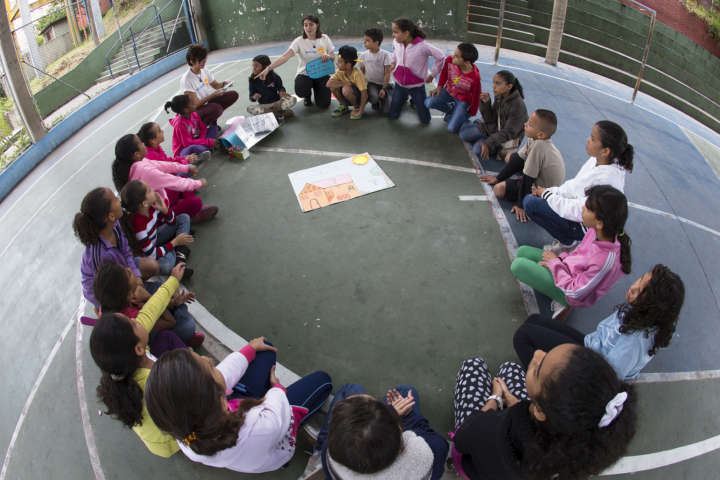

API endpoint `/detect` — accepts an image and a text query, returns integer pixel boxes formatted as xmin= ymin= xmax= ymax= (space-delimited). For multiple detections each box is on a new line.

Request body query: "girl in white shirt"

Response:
xmin=145 ymin=337 xmax=332 ymax=473
xmin=256 ymin=15 xmax=335 ymax=108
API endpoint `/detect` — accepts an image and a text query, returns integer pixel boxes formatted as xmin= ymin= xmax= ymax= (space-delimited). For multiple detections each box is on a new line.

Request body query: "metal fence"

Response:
xmin=0 ymin=0 xmax=193 ymax=172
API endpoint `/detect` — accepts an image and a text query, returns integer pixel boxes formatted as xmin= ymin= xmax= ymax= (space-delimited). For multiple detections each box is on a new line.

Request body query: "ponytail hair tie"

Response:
xmin=598 ymin=391 xmax=628 ymax=428
xmin=618 ymin=231 xmax=625 ymax=237
xmin=110 ymin=373 xmax=126 ymax=381
xmin=182 ymin=432 xmax=197 ymax=445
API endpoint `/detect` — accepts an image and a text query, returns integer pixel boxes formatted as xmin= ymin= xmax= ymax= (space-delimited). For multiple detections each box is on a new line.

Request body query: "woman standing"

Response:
xmin=256 ymin=15 xmax=335 ymax=108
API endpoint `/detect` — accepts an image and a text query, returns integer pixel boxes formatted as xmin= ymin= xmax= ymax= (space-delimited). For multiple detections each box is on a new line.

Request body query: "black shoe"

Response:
xmin=304 ymin=97 xmax=313 ymax=107
xmin=182 ymin=266 xmax=194 ymax=282
xmin=176 ymin=245 xmax=191 ymax=261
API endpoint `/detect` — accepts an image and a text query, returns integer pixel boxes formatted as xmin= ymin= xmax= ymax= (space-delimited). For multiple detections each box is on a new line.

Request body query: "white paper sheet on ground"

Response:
xmin=221 ymin=113 xmax=279 ymax=152
xmin=288 ymin=153 xmax=395 ymax=212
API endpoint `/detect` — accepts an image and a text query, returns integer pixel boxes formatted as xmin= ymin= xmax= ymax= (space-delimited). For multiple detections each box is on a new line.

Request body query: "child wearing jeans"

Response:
xmin=120 ymin=180 xmax=195 ymax=280
xmin=479 ymin=109 xmax=565 ymax=222
xmin=359 ymin=28 xmax=394 ymax=113
xmin=425 ymin=43 xmax=481 ymax=133
xmin=389 ymin=17 xmax=445 ymax=124
xmin=311 ymin=383 xmax=448 ymax=479
xmin=247 ymin=54 xmax=297 ymax=121
xmin=327 ymin=45 xmax=368 ymax=119
xmin=511 ymin=185 xmax=631 ymax=320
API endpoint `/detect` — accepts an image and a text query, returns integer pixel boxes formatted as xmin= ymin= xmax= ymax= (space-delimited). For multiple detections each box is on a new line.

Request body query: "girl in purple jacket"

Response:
xmin=388 ymin=18 xmax=445 ymax=124
xmin=511 ymin=185 xmax=632 ymax=321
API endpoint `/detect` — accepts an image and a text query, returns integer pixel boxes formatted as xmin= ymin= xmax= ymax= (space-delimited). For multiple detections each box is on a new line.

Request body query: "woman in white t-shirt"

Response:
xmin=181 ymin=44 xmax=239 ymax=128
xmin=256 ymin=15 xmax=335 ymax=108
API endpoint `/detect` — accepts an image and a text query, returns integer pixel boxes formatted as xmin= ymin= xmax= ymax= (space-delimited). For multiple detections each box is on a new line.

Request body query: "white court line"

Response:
xmin=636 ymin=369 xmax=720 ymax=383
xmin=253 ymin=146 xmax=479 ymax=174
xmin=0 ymin=305 xmax=78 ymax=480
xmin=458 ymin=195 xmax=488 ymax=201
xmin=74 ymin=298 xmax=106 ymax=480
xmin=628 ymin=202 xmax=720 ymax=239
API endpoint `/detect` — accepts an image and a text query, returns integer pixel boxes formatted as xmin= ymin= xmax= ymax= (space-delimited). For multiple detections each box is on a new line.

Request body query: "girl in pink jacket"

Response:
xmin=112 ymin=134 xmax=218 ymax=223
xmin=166 ymin=94 xmax=219 ymax=157
xmin=388 ymin=17 xmax=445 ymax=124
xmin=511 ymin=185 xmax=631 ymax=321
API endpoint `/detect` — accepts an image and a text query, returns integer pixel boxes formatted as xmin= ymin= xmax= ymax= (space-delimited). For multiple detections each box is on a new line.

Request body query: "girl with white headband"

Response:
xmin=452 ymin=344 xmax=636 ymax=479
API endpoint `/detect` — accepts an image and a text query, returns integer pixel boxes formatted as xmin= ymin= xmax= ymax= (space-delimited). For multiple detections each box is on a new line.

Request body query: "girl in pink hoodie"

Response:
xmin=388 ymin=17 xmax=445 ymax=124
xmin=511 ymin=185 xmax=631 ymax=321
xmin=166 ymin=94 xmax=219 ymax=157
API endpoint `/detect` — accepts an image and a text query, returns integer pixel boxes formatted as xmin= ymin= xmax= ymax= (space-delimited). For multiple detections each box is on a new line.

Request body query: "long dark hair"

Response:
xmin=302 ymin=14 xmax=323 ymax=38
xmin=145 ymin=349 xmax=264 ymax=456
xmin=496 ymin=70 xmax=524 ymax=99
xmin=73 ymin=187 xmax=111 ymax=246
xmin=392 ymin=17 xmax=426 ymax=39
xmin=94 ymin=260 xmax=132 ymax=313
xmin=618 ymin=264 xmax=685 ymax=355
xmin=585 ymin=185 xmax=631 ymax=274
xmin=90 ymin=312 xmax=145 ymax=428
xmin=595 ymin=120 xmax=634 ymax=172
xmin=112 ymin=134 xmax=141 ymax=192
xmin=164 ymin=94 xmax=190 ymax=115
xmin=249 ymin=54 xmax=272 ymax=83
xmin=327 ymin=395 xmax=403 ymax=473
xmin=522 ymin=346 xmax=637 ymax=480
xmin=119 ymin=180 xmax=147 ymax=255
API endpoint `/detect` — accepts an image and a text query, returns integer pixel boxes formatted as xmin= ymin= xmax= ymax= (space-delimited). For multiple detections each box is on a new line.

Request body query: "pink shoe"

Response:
xmin=187 ymin=332 xmax=205 ymax=349
xmin=190 ymin=205 xmax=218 ymax=224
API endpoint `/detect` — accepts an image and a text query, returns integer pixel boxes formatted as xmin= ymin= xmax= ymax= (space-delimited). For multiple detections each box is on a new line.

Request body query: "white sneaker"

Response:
xmin=299 ymin=451 xmax=323 ymax=480
xmin=551 ymin=301 xmax=571 ymax=320
xmin=281 ymin=95 xmax=298 ymax=110
xmin=543 ymin=239 xmax=579 ymax=255
xmin=246 ymin=104 xmax=265 ymax=115
xmin=195 ymin=150 xmax=211 ymax=165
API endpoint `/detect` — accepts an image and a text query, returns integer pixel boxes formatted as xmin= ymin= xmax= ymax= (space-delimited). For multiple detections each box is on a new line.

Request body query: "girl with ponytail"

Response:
xmin=388 ymin=17 xmax=445 ymax=124
xmin=459 ymin=69 xmax=528 ymax=161
xmin=90 ymin=263 xmax=187 ymax=457
xmin=511 ymin=185 xmax=631 ymax=320
xmin=523 ymin=120 xmax=633 ymax=252
xmin=73 ymin=187 xmax=158 ymax=309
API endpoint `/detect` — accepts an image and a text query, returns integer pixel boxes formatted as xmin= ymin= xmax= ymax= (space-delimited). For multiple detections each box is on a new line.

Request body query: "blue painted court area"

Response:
xmin=1 ymin=39 xmax=720 ymax=480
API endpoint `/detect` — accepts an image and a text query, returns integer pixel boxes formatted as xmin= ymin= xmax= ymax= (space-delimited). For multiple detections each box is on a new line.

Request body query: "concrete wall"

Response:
xmin=32 ymin=0 xmax=184 ymax=117
xmin=199 ymin=0 xmax=468 ymax=49
xmin=38 ymin=31 xmax=74 ymax=66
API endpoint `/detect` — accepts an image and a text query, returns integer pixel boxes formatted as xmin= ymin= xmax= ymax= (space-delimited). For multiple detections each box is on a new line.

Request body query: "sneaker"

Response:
xmin=282 ymin=109 xmax=294 ymax=118
xmin=332 ymin=105 xmax=349 ymax=117
xmin=190 ymin=205 xmax=219 ymax=224
xmin=301 ymin=451 xmax=323 ymax=480
xmin=175 ymin=245 xmax=191 ymax=261
xmin=195 ymin=150 xmax=211 ymax=165
xmin=186 ymin=332 xmax=205 ymax=349
xmin=247 ymin=104 xmax=265 ymax=115
xmin=350 ymin=109 xmax=362 ymax=120
xmin=543 ymin=239 xmax=579 ymax=255
xmin=304 ymin=97 xmax=313 ymax=107
xmin=280 ymin=95 xmax=297 ymax=110
xmin=551 ymin=301 xmax=572 ymax=321
xmin=181 ymin=266 xmax=194 ymax=282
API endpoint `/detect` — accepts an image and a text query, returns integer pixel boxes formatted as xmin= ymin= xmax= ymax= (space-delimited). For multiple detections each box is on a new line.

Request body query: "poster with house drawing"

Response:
xmin=288 ymin=153 xmax=395 ymax=212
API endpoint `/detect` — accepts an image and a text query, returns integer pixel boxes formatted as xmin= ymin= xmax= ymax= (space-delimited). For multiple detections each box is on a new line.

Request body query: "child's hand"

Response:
xmin=170 ymin=262 xmax=186 ymax=281
xmin=429 ymin=86 xmax=441 ymax=96
xmin=425 ymin=74 xmax=434 ymax=83
xmin=479 ymin=174 xmax=497 ymax=185
xmin=531 ymin=185 xmax=546 ymax=197
xmin=269 ymin=365 xmax=280 ymax=385
xmin=542 ymin=250 xmax=558 ymax=262
xmin=480 ymin=92 xmax=491 ymax=103
xmin=249 ymin=336 xmax=278 ymax=352
xmin=187 ymin=153 xmax=198 ymax=163
xmin=255 ymin=67 xmax=270 ymax=80
xmin=199 ymin=178 xmax=208 ymax=188
xmin=497 ymin=378 xmax=520 ymax=408
xmin=320 ymin=54 xmax=331 ymax=63
xmin=387 ymin=389 xmax=415 ymax=417
xmin=251 ymin=93 xmax=262 ymax=101
xmin=378 ymin=87 xmax=387 ymax=99
xmin=151 ymin=192 xmax=167 ymax=212
xmin=479 ymin=142 xmax=490 ymax=160
xmin=279 ymin=92 xmax=290 ymax=99
xmin=511 ymin=205 xmax=528 ymax=222
xmin=172 ymin=233 xmax=194 ymax=247
xmin=491 ymin=377 xmax=504 ymax=398
xmin=188 ymin=165 xmax=199 ymax=176
xmin=505 ymin=152 xmax=512 ymax=163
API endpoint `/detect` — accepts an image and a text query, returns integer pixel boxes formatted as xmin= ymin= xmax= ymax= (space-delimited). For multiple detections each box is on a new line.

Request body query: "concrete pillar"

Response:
xmin=188 ymin=0 xmax=207 ymax=44
xmin=0 ymin=0 xmax=46 ymax=142
xmin=17 ymin=0 xmax=46 ymax=79
xmin=545 ymin=0 xmax=568 ymax=66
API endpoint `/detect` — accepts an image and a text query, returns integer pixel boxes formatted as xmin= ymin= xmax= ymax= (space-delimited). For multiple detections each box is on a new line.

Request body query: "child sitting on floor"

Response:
xmin=513 ymin=264 xmax=685 ymax=381
xmin=166 ymin=94 xmax=219 ymax=157
xmin=359 ymin=28 xmax=393 ymax=113
xmin=425 ymin=42 xmax=481 ymax=133
xmin=74 ymin=187 xmax=158 ymax=310
xmin=120 ymin=180 xmax=194 ymax=280
xmin=93 ymin=260 xmax=204 ymax=352
xmin=327 ymin=45 xmax=368 ymax=119
xmin=479 ymin=109 xmax=565 ymax=222
xmin=311 ymin=383 xmax=448 ymax=479
xmin=511 ymin=185 xmax=631 ymax=320
xmin=247 ymin=54 xmax=297 ymax=121
xmin=89 ymin=263 xmax=187 ymax=457
xmin=138 ymin=121 xmax=210 ymax=166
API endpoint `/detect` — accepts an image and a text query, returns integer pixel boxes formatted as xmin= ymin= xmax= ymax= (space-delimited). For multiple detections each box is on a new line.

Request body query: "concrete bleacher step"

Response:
xmin=467 ymin=22 xmax=536 ymax=43
xmin=467 ymin=31 xmax=546 ymax=57
xmin=468 ymin=4 xmax=532 ymax=24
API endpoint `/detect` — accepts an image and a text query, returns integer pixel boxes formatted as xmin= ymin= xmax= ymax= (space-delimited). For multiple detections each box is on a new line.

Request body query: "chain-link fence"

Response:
xmin=1 ymin=0 xmax=193 ymax=172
